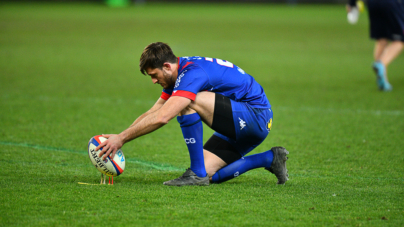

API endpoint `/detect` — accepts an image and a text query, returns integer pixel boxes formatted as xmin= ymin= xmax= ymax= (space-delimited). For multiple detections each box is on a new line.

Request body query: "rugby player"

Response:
xmin=96 ymin=42 xmax=289 ymax=186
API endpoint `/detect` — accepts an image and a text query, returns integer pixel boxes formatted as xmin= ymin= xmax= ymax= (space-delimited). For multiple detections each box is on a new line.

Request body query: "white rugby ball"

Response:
xmin=88 ymin=135 xmax=125 ymax=176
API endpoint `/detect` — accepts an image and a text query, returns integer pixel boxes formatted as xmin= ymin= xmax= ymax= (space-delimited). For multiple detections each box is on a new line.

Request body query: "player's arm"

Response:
xmin=96 ymin=96 xmax=191 ymax=160
xmin=96 ymin=98 xmax=165 ymax=155
xmin=129 ymin=97 xmax=166 ymax=127
xmin=121 ymin=96 xmax=190 ymax=141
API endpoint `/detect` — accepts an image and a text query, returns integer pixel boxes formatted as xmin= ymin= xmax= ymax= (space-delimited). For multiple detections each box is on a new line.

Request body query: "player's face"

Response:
xmin=146 ymin=67 xmax=175 ymax=89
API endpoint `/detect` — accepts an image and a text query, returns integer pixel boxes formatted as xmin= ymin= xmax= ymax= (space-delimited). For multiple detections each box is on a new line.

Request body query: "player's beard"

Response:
xmin=161 ymin=70 xmax=174 ymax=89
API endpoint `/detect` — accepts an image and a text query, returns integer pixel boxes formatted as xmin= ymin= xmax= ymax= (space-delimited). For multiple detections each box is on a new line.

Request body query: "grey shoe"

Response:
xmin=163 ymin=168 xmax=209 ymax=186
xmin=265 ymin=147 xmax=289 ymax=184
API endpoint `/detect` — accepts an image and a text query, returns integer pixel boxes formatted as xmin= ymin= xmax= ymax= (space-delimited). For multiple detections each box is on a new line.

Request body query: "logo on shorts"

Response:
xmin=239 ymin=117 xmax=246 ymax=130
xmin=267 ymin=118 xmax=272 ymax=131
xmin=234 ymin=171 xmax=239 ymax=177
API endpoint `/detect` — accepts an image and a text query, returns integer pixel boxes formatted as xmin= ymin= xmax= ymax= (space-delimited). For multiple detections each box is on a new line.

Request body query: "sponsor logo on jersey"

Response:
xmin=174 ymin=70 xmax=187 ymax=89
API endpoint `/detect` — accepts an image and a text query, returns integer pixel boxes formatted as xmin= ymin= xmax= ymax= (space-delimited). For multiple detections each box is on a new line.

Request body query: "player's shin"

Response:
xmin=177 ymin=113 xmax=207 ymax=178
xmin=211 ymin=150 xmax=274 ymax=183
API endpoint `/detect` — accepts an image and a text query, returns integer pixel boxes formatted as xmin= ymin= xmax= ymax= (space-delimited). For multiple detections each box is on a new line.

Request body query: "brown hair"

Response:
xmin=139 ymin=42 xmax=178 ymax=75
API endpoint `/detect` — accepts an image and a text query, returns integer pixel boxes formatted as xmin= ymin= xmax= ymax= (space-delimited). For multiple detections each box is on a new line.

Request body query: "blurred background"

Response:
xmin=3 ymin=0 xmax=350 ymax=5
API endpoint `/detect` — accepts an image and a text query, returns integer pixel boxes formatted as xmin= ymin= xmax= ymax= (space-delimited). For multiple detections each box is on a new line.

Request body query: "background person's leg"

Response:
xmin=379 ymin=41 xmax=404 ymax=67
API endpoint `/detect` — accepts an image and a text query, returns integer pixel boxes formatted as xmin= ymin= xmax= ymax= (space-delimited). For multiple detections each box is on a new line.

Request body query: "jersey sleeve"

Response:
xmin=172 ymin=67 xmax=208 ymax=101
xmin=160 ymin=88 xmax=173 ymax=100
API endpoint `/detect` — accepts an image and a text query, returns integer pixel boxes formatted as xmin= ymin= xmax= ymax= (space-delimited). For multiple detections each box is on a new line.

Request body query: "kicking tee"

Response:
xmin=161 ymin=56 xmax=271 ymax=109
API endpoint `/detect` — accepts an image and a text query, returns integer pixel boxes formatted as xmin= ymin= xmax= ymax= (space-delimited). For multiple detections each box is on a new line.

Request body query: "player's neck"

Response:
xmin=172 ymin=63 xmax=179 ymax=80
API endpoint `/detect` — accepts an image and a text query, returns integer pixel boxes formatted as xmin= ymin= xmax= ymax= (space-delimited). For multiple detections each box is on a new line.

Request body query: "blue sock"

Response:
xmin=177 ymin=113 xmax=207 ymax=178
xmin=211 ymin=150 xmax=274 ymax=183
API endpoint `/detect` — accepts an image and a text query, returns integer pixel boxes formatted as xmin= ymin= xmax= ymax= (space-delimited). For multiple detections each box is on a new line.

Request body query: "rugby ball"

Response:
xmin=88 ymin=135 xmax=125 ymax=176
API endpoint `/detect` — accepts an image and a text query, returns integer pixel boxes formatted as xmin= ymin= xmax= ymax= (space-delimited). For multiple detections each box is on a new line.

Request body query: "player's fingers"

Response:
xmin=95 ymin=141 xmax=107 ymax=151
xmin=98 ymin=147 xmax=106 ymax=158
xmin=98 ymin=143 xmax=110 ymax=158
xmin=102 ymin=134 xmax=112 ymax=138
xmin=102 ymin=147 xmax=113 ymax=160
xmin=108 ymin=147 xmax=119 ymax=159
xmin=110 ymin=150 xmax=116 ymax=159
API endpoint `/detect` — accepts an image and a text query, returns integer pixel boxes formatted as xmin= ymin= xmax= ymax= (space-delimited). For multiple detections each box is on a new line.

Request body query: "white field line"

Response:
xmin=0 ymin=141 xmax=182 ymax=171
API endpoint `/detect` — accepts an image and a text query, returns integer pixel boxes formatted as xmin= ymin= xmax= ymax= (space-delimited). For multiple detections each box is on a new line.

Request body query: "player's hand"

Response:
xmin=95 ymin=134 xmax=124 ymax=160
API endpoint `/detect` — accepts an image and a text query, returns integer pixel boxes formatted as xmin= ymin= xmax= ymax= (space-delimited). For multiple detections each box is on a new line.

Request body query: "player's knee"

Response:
xmin=179 ymin=106 xmax=197 ymax=116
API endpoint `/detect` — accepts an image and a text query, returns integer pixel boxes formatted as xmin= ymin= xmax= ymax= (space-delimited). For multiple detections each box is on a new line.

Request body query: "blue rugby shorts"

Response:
xmin=213 ymin=100 xmax=273 ymax=157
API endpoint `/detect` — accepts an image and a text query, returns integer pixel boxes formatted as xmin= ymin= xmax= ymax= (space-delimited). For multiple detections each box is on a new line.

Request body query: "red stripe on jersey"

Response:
xmin=160 ymin=91 xmax=171 ymax=100
xmin=172 ymin=90 xmax=196 ymax=101
xmin=181 ymin=61 xmax=193 ymax=71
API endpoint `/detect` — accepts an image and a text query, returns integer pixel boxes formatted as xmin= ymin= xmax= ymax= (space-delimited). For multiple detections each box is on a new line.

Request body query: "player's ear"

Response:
xmin=162 ymin=62 xmax=172 ymax=71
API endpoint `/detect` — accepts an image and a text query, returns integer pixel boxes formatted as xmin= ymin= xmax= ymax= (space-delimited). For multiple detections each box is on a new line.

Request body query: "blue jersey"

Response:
xmin=161 ymin=56 xmax=271 ymax=109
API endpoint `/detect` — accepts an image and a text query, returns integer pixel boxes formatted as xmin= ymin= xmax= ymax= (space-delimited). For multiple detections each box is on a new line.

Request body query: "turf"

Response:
xmin=1 ymin=2 xmax=403 ymax=226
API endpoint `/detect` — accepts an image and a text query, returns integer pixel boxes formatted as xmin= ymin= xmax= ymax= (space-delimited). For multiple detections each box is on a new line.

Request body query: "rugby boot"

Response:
xmin=163 ymin=168 xmax=209 ymax=186
xmin=372 ymin=61 xmax=392 ymax=91
xmin=265 ymin=146 xmax=289 ymax=184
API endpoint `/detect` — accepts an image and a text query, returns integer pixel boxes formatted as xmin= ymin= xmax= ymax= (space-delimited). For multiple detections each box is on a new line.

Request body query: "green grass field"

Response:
xmin=1 ymin=2 xmax=403 ymax=226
